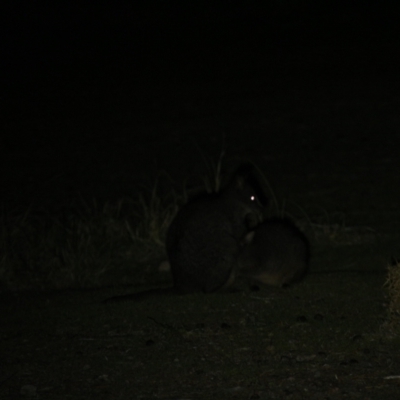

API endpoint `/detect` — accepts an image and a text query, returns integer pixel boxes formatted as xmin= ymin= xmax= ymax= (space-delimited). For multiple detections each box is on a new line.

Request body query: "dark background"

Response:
xmin=2 ymin=1 xmax=399 ymax=213
xmin=3 ymin=2 xmax=397 ymax=87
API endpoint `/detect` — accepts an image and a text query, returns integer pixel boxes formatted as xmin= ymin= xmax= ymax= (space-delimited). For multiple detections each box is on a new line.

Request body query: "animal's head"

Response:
xmin=226 ymin=163 xmax=268 ymax=227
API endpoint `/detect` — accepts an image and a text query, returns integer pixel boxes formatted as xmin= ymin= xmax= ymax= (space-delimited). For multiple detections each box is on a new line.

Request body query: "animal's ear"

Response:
xmin=231 ymin=163 xmax=256 ymax=189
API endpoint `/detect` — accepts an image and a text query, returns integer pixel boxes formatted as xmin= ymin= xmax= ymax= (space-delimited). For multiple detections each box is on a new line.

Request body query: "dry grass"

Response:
xmin=384 ymin=259 xmax=400 ymax=332
xmin=125 ymin=180 xmax=180 ymax=263
xmin=1 ymin=200 xmax=126 ymax=290
xmin=197 ymin=148 xmax=226 ymax=194
xmin=0 ymin=180 xmax=180 ymax=291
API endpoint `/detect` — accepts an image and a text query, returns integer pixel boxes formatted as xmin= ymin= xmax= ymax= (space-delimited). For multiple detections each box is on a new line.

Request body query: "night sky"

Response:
xmin=2 ymin=1 xmax=399 ymax=209
xmin=3 ymin=2 xmax=397 ymax=85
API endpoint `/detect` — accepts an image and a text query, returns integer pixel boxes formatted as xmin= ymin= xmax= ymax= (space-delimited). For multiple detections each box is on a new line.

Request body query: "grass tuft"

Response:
xmin=384 ymin=259 xmax=400 ymax=333
xmin=0 ymin=179 xmax=180 ymax=292
xmin=125 ymin=180 xmax=180 ymax=263
xmin=195 ymin=145 xmax=226 ymax=194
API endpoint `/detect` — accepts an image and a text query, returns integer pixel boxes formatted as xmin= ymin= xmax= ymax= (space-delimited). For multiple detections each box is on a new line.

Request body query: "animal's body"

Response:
xmin=166 ymin=164 xmax=266 ymax=293
xmin=238 ymin=218 xmax=309 ymax=287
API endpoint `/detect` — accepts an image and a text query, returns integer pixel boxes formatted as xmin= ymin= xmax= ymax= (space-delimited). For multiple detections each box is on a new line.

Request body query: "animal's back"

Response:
xmin=238 ymin=218 xmax=309 ymax=287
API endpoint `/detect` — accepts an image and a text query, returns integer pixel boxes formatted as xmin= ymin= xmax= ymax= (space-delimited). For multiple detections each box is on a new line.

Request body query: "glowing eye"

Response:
xmin=250 ymin=196 xmax=256 ymax=201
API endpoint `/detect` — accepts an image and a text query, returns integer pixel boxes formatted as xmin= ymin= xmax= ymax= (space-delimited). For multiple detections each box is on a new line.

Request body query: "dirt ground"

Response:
xmin=2 ymin=240 xmax=400 ymax=400
xmin=2 ymin=20 xmax=400 ymax=399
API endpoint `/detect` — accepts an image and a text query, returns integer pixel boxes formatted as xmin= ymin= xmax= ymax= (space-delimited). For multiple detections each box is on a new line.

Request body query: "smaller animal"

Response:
xmin=237 ymin=218 xmax=309 ymax=287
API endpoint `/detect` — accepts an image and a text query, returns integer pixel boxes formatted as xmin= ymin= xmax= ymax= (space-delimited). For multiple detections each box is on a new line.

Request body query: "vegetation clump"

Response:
xmin=385 ymin=259 xmax=400 ymax=332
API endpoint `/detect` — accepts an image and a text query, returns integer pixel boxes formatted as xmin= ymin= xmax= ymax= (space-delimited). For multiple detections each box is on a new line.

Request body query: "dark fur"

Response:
xmin=167 ymin=164 xmax=266 ymax=293
xmin=238 ymin=218 xmax=309 ymax=287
